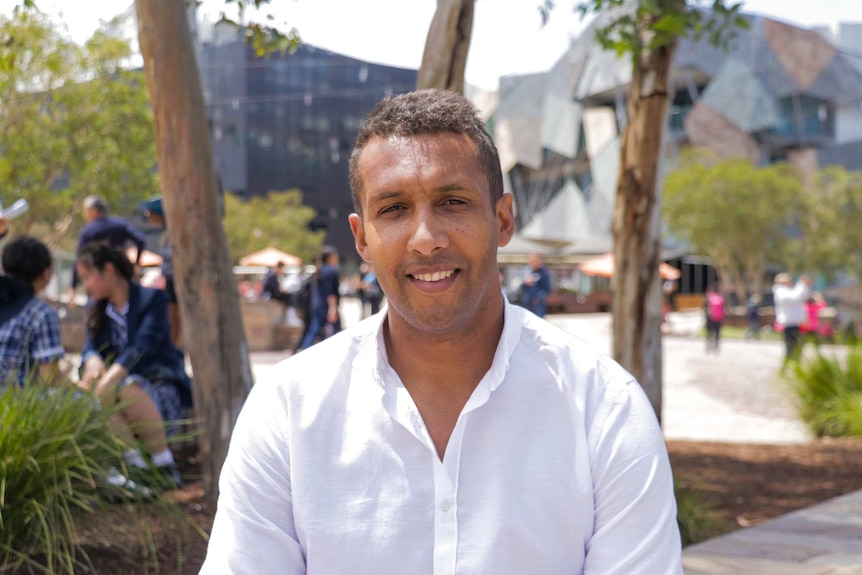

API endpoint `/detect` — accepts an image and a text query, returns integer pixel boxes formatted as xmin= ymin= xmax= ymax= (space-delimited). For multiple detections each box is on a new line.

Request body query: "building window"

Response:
xmin=668 ymin=87 xmax=700 ymax=132
xmin=775 ymin=95 xmax=834 ymax=139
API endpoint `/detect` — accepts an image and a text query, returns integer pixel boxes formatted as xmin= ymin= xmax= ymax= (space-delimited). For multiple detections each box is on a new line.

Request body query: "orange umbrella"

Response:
xmin=238 ymin=246 xmax=302 ymax=267
xmin=127 ymin=247 xmax=163 ymax=268
xmin=578 ymin=252 xmax=681 ymax=280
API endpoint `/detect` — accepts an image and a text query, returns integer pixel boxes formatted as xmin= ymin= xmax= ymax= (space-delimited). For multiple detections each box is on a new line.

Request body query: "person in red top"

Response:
xmin=802 ymin=292 xmax=827 ymax=342
xmin=704 ymin=283 xmax=725 ymax=354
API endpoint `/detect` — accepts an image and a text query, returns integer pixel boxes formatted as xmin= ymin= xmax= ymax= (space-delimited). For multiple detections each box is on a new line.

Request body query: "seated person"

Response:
xmin=0 ymin=237 xmax=180 ymax=490
xmin=76 ymin=243 xmax=193 ymax=442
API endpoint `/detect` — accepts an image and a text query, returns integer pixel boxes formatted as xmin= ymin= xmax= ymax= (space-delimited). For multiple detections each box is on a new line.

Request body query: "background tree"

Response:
xmin=663 ymin=151 xmax=801 ymax=300
xmin=0 ymin=11 xmax=157 ymax=248
xmin=418 ymin=0 xmax=745 ymax=420
xmin=6 ymin=0 xmax=300 ymax=500
xmin=223 ymin=189 xmax=325 ymax=264
xmin=417 ymin=0 xmax=474 ymax=92
xmin=786 ymin=167 xmax=862 ymax=281
xmin=569 ymin=0 xmax=745 ymax=419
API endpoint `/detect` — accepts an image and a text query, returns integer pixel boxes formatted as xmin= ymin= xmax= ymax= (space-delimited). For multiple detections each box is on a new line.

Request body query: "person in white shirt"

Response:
xmin=201 ymin=89 xmax=682 ymax=575
xmin=772 ymin=272 xmax=812 ymax=362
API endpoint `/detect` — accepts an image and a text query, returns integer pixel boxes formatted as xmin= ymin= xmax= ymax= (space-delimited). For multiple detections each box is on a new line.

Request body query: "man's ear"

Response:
xmin=348 ymin=213 xmax=371 ymax=263
xmin=496 ymin=193 xmax=515 ymax=248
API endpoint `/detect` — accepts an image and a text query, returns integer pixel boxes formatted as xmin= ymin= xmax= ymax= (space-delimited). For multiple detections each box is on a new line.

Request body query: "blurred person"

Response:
xmin=261 ymin=260 xmax=291 ymax=305
xmin=298 ymin=246 xmax=341 ymax=349
xmin=359 ymin=261 xmax=383 ymax=317
xmin=518 ymin=252 xmax=551 ymax=317
xmin=1 ymin=237 xmax=174 ymax=494
xmin=745 ymin=294 xmax=761 ymax=340
xmin=773 ymin=272 xmax=812 ymax=362
xmin=802 ymin=292 xmax=827 ymax=343
xmin=704 ymin=283 xmax=725 ymax=353
xmin=68 ymin=195 xmax=147 ymax=304
xmin=142 ymin=196 xmax=183 ymax=349
xmin=76 ymin=243 xmax=193 ymax=487
xmin=202 ymin=89 xmax=682 ymax=574
xmin=0 ymin=215 xmax=8 ymax=240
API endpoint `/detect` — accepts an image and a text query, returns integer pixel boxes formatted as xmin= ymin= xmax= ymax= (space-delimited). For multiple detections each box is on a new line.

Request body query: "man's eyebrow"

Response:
xmin=368 ymin=190 xmax=404 ymax=204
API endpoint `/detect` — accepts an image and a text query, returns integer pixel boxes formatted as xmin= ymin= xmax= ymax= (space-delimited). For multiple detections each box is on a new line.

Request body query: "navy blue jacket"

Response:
xmin=72 ymin=216 xmax=147 ymax=287
xmin=82 ymin=283 xmax=192 ymax=408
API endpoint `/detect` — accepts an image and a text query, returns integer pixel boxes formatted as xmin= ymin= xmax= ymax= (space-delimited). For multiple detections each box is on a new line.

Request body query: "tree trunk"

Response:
xmin=611 ymin=38 xmax=678 ymax=422
xmin=135 ymin=0 xmax=253 ymax=500
xmin=417 ymin=0 xmax=474 ymax=93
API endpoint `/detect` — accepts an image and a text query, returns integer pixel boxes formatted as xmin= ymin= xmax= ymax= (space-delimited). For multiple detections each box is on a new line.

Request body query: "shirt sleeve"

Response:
xmin=200 ymin=382 xmax=305 ymax=575
xmin=31 ymin=306 xmax=65 ymax=364
xmin=125 ymin=220 xmax=147 ymax=264
xmin=584 ymin=377 xmax=683 ymax=575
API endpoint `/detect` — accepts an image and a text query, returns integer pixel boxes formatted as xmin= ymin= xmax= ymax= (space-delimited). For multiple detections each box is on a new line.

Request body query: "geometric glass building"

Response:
xmin=490 ymin=9 xmax=862 ymax=273
xmin=196 ymin=28 xmax=417 ymax=260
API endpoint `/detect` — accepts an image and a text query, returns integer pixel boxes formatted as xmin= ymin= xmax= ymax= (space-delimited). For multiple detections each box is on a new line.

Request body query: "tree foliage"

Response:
xmin=786 ymin=167 xmax=862 ymax=280
xmin=0 ymin=10 xmax=158 ymax=249
xmin=573 ymin=0 xmax=748 ymax=59
xmin=663 ymin=150 xmax=801 ymax=297
xmin=223 ymin=189 xmax=325 ymax=264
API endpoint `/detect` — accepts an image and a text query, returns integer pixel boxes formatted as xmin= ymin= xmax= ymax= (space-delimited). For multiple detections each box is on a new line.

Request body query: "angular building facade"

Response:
xmin=491 ymin=11 xmax=862 ymax=264
xmin=196 ymin=32 xmax=417 ymax=260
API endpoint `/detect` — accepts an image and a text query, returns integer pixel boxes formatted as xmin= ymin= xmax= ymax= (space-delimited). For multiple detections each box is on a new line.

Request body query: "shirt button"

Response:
xmin=440 ymin=499 xmax=451 ymax=512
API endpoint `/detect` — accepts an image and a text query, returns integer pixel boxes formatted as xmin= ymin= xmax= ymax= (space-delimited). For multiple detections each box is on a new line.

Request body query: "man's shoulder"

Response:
xmin=257 ymin=318 xmax=378 ymax=390
xmin=512 ymin=308 xmax=633 ymax=385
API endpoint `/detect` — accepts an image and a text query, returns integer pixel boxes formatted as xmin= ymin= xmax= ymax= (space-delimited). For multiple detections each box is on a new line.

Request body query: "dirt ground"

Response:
xmin=31 ymin=437 xmax=862 ymax=575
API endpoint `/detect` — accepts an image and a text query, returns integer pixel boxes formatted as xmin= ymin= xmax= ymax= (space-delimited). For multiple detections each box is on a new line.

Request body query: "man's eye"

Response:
xmin=379 ymin=205 xmax=403 ymax=214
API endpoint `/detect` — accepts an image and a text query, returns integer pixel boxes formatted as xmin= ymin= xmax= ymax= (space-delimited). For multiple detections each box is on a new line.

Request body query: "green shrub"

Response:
xmin=675 ymin=481 xmax=723 ymax=546
xmin=789 ymin=344 xmax=862 ymax=438
xmin=0 ymin=383 xmax=124 ymax=574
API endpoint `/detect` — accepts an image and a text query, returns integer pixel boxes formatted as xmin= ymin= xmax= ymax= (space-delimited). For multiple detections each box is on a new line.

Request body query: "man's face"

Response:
xmin=349 ymin=133 xmax=514 ymax=337
xmin=84 ymin=206 xmax=99 ymax=223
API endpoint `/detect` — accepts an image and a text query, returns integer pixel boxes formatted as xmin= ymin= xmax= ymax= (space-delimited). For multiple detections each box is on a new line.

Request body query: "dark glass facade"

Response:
xmin=197 ymin=41 xmax=417 ymax=261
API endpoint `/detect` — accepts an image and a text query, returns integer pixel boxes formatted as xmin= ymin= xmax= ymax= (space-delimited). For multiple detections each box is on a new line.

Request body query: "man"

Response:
xmin=518 ymin=252 xmax=551 ymax=317
xmin=69 ymin=195 xmax=147 ymax=303
xmin=298 ymin=247 xmax=342 ymax=349
xmin=202 ymin=89 xmax=682 ymax=574
xmin=773 ymin=272 xmax=812 ymax=362
xmin=261 ymin=260 xmax=290 ymax=305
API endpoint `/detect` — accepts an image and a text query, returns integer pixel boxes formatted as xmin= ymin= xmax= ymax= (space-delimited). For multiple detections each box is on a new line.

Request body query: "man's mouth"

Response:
xmin=411 ymin=270 xmax=455 ymax=282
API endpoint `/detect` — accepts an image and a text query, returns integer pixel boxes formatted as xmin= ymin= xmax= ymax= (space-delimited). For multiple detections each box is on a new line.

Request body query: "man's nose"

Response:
xmin=406 ymin=207 xmax=448 ymax=255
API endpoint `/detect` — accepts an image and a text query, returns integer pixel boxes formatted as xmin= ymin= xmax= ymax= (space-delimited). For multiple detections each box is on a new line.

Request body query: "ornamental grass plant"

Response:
xmin=0 ymin=381 xmax=124 ymax=574
xmin=789 ymin=344 xmax=862 ymax=438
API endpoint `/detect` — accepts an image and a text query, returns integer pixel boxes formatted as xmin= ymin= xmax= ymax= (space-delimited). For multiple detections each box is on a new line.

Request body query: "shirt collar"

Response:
xmin=360 ymin=297 xmax=523 ymax=396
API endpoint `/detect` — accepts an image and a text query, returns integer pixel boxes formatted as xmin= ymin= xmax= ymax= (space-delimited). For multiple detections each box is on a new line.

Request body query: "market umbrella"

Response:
xmin=578 ymin=252 xmax=681 ymax=280
xmin=238 ymin=246 xmax=302 ymax=267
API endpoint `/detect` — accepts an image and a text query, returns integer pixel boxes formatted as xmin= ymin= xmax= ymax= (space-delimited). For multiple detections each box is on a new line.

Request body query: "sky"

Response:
xmin=1 ymin=0 xmax=860 ymax=91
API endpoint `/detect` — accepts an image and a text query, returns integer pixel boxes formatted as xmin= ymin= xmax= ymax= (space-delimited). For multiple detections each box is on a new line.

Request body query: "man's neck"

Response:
xmin=383 ymin=297 xmax=505 ymax=396
xmin=383 ymin=296 xmax=506 ymax=459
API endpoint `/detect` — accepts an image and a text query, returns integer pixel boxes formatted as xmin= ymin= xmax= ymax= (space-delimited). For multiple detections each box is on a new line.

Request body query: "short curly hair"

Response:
xmin=348 ymin=89 xmax=503 ymax=215
xmin=2 ymin=236 xmax=52 ymax=284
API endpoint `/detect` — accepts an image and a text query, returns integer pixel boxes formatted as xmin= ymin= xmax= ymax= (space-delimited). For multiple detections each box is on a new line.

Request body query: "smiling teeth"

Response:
xmin=415 ymin=270 xmax=454 ymax=282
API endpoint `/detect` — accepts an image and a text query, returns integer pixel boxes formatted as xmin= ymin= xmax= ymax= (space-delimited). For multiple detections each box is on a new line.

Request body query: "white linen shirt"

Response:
xmin=201 ymin=301 xmax=682 ymax=575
